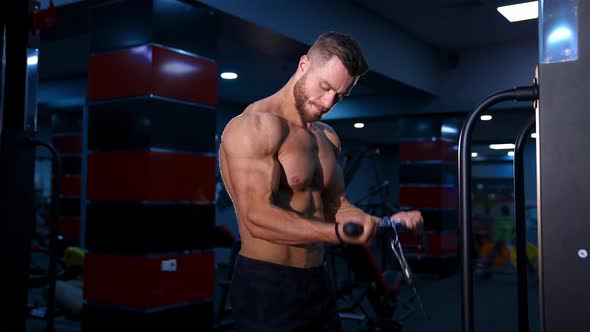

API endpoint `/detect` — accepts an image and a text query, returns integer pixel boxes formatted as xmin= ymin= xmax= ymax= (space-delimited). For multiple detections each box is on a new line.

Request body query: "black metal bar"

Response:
xmin=0 ymin=131 xmax=36 ymax=332
xmin=458 ymin=85 xmax=537 ymax=332
xmin=513 ymin=116 xmax=535 ymax=332
xmin=2 ymin=1 xmax=29 ymax=129
xmin=0 ymin=1 xmax=35 ymax=331
xmin=1 ymin=24 xmax=5 ymax=139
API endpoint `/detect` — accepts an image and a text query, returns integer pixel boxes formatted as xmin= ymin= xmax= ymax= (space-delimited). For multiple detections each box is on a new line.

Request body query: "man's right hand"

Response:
xmin=337 ymin=215 xmax=377 ymax=246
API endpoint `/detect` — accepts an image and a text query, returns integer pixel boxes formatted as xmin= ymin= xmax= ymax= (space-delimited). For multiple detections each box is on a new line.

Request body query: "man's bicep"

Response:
xmin=227 ymin=154 xmax=280 ymax=205
xmin=221 ymin=113 xmax=283 ymax=207
xmin=222 ymin=134 xmax=281 ymax=218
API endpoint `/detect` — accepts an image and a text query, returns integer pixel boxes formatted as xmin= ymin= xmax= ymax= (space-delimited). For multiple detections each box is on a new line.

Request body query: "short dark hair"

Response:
xmin=308 ymin=31 xmax=369 ymax=77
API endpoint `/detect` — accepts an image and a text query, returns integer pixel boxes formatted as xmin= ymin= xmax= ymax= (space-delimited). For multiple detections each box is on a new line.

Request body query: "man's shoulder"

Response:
xmin=226 ymin=108 xmax=285 ymax=134
xmin=314 ymin=121 xmax=341 ymax=150
xmin=221 ymin=107 xmax=287 ymax=153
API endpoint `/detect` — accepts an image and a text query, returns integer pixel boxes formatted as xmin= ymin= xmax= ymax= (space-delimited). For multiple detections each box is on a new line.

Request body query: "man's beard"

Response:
xmin=294 ymin=74 xmax=327 ymax=123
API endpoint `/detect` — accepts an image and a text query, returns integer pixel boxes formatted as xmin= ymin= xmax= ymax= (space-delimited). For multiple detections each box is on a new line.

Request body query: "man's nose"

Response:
xmin=320 ymin=91 xmax=337 ymax=108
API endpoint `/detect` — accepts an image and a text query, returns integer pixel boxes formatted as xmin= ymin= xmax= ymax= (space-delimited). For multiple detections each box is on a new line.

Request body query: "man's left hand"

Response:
xmin=391 ymin=210 xmax=423 ymax=232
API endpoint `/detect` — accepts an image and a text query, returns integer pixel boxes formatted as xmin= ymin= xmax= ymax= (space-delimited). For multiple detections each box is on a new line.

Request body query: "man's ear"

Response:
xmin=299 ymin=54 xmax=310 ymax=73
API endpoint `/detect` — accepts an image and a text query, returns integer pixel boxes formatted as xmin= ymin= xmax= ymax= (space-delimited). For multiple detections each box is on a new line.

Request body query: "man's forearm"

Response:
xmin=245 ymin=204 xmax=340 ymax=245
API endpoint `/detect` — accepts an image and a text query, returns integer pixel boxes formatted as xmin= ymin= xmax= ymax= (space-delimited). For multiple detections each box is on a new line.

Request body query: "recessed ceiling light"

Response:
xmin=489 ymin=143 xmax=515 ymax=150
xmin=471 ymin=152 xmax=478 ymax=158
xmin=480 ymin=115 xmax=492 ymax=121
xmin=221 ymin=72 xmax=238 ymax=80
xmin=354 ymin=122 xmax=365 ymax=129
xmin=497 ymin=1 xmax=538 ymax=22
xmin=531 ymin=132 xmax=537 ymax=138
xmin=507 ymin=151 xmax=515 ymax=157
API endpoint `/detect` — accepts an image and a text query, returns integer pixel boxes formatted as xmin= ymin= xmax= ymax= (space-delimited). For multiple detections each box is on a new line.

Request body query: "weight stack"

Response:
xmin=82 ymin=1 xmax=218 ymax=330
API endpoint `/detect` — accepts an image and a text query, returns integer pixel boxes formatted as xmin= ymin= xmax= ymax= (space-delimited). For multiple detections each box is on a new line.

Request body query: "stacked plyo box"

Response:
xmin=82 ymin=42 xmax=218 ymax=331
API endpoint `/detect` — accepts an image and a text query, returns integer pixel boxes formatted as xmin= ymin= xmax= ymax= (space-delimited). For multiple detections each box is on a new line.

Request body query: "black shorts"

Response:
xmin=229 ymin=255 xmax=342 ymax=332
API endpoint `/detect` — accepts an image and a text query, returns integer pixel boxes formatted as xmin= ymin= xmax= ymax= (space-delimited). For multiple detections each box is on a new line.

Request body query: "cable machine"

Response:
xmin=458 ymin=1 xmax=590 ymax=331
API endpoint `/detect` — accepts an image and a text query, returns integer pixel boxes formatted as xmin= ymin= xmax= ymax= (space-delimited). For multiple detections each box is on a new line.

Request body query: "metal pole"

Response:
xmin=0 ymin=1 xmax=36 ymax=331
xmin=513 ymin=116 xmax=535 ymax=332
xmin=458 ymin=85 xmax=537 ymax=332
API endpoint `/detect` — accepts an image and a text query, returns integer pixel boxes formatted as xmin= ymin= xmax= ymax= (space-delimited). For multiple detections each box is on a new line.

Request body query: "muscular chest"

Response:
xmin=277 ymin=128 xmax=337 ymax=191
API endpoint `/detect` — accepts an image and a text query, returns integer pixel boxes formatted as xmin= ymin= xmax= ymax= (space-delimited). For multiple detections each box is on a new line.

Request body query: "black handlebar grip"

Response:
xmin=343 ymin=223 xmax=363 ymax=237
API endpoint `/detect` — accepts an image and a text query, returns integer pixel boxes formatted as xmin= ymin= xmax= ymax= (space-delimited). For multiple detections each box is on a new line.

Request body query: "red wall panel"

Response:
xmin=53 ymin=135 xmax=82 ymax=154
xmin=400 ymin=186 xmax=458 ymax=209
xmin=47 ymin=217 xmax=81 ymax=240
xmin=61 ymin=176 xmax=81 ymax=197
xmin=399 ymin=140 xmax=456 ymax=162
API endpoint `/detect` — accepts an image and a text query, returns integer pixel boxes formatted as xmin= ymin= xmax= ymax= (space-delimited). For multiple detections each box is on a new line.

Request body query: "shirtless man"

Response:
xmin=218 ymin=32 xmax=423 ymax=331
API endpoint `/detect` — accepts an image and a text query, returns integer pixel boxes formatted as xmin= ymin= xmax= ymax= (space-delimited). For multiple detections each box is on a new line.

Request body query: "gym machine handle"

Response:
xmin=343 ymin=223 xmax=363 ymax=237
xmin=343 ymin=217 xmax=403 ymax=237
xmin=343 ymin=216 xmax=428 ymax=318
xmin=458 ymin=85 xmax=538 ymax=332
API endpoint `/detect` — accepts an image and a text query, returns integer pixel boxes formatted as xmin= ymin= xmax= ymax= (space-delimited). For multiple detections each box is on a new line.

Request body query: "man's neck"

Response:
xmin=274 ymin=77 xmax=306 ymax=128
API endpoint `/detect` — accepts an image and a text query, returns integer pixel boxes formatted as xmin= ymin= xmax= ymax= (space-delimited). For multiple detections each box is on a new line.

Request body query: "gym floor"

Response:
xmin=26 ymin=265 xmax=540 ymax=332
xmin=383 ymin=270 xmax=540 ymax=332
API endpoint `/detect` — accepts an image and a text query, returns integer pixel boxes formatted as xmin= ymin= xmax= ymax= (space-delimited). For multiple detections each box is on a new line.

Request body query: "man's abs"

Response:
xmin=239 ymin=238 xmax=325 ymax=268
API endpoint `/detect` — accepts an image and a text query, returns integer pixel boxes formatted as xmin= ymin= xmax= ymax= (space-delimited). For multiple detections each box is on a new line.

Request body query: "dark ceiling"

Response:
xmin=37 ymin=1 xmax=431 ymax=105
xmin=349 ymin=0 xmax=538 ymax=49
xmin=36 ymin=0 xmax=539 ymax=150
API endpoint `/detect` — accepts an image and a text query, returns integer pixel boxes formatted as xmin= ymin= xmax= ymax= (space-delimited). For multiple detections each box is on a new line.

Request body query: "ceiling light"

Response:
xmin=507 ymin=151 xmax=515 ymax=157
xmin=531 ymin=132 xmax=537 ymax=138
xmin=497 ymin=1 xmax=538 ymax=22
xmin=221 ymin=72 xmax=238 ymax=80
xmin=489 ymin=143 xmax=515 ymax=150
xmin=471 ymin=152 xmax=478 ymax=158
xmin=354 ymin=122 xmax=365 ymax=129
xmin=480 ymin=115 xmax=492 ymax=121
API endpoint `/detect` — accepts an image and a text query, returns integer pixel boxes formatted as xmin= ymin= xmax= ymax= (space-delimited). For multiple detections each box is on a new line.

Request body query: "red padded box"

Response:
xmin=84 ymin=251 xmax=215 ymax=309
xmin=87 ymin=151 xmax=216 ymax=203
xmin=88 ymin=44 xmax=218 ymax=106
